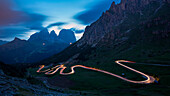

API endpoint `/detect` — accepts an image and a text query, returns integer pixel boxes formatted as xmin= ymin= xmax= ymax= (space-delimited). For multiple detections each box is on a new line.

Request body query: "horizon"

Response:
xmin=0 ymin=0 xmax=121 ymax=41
xmin=0 ymin=0 xmax=169 ymax=95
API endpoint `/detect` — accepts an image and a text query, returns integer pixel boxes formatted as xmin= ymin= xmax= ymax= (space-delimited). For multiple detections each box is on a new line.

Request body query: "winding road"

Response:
xmin=37 ymin=60 xmax=156 ymax=84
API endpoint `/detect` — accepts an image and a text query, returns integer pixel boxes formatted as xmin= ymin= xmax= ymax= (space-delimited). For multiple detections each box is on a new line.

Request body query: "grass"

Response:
xmin=28 ymin=58 xmax=170 ymax=95
xmin=28 ymin=36 xmax=170 ymax=95
xmin=67 ymin=62 xmax=169 ymax=95
xmin=27 ymin=2 xmax=170 ymax=95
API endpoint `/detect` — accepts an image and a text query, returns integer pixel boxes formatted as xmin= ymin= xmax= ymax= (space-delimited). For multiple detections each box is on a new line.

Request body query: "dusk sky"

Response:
xmin=0 ymin=0 xmax=120 ymax=41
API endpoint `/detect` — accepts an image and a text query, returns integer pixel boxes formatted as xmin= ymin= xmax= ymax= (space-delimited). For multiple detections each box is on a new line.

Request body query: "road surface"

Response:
xmin=37 ymin=60 xmax=156 ymax=84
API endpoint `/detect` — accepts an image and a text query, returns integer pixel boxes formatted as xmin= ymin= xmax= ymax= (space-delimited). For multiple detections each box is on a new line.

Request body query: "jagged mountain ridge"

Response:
xmin=28 ymin=28 xmax=76 ymax=44
xmin=39 ymin=0 xmax=170 ymax=65
xmin=78 ymin=0 xmax=170 ymax=46
xmin=0 ymin=38 xmax=37 ymax=64
xmin=0 ymin=37 xmax=69 ymax=64
xmin=58 ymin=29 xmax=77 ymax=44
xmin=0 ymin=28 xmax=77 ymax=64
xmin=28 ymin=28 xmax=50 ymax=44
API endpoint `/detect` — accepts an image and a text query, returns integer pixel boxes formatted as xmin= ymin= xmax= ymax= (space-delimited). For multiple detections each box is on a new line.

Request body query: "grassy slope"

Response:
xmin=29 ymin=59 xmax=170 ymax=95
xmin=28 ymin=2 xmax=170 ymax=96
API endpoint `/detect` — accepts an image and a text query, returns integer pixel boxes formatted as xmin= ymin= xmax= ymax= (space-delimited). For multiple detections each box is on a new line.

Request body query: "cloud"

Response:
xmin=0 ymin=0 xmax=120 ymax=40
xmin=23 ymin=13 xmax=47 ymax=30
xmin=46 ymin=22 xmax=67 ymax=28
xmin=0 ymin=26 xmax=30 ymax=40
xmin=73 ymin=0 xmax=117 ymax=25
xmin=0 ymin=0 xmax=47 ymax=40
xmin=0 ymin=0 xmax=26 ymax=26
xmin=70 ymin=28 xmax=84 ymax=34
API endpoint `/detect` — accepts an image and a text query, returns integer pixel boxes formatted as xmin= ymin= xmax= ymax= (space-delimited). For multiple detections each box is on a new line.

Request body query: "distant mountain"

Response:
xmin=28 ymin=28 xmax=76 ymax=45
xmin=58 ymin=29 xmax=76 ymax=44
xmin=0 ymin=37 xmax=36 ymax=64
xmin=39 ymin=0 xmax=170 ymax=65
xmin=28 ymin=28 xmax=50 ymax=45
xmin=49 ymin=30 xmax=58 ymax=43
xmin=0 ymin=28 xmax=77 ymax=64
xmin=0 ymin=40 xmax=8 ymax=46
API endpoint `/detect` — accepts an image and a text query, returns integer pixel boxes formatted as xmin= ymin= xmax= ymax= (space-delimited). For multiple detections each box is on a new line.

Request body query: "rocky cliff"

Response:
xmin=39 ymin=0 xmax=170 ymax=64
xmin=58 ymin=29 xmax=77 ymax=44
xmin=28 ymin=28 xmax=50 ymax=44
xmin=28 ymin=28 xmax=76 ymax=45
xmin=78 ymin=0 xmax=170 ymax=47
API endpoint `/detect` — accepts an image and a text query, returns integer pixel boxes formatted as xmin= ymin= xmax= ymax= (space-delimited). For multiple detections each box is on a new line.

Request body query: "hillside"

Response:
xmin=0 ymin=31 xmax=71 ymax=64
xmin=28 ymin=0 xmax=170 ymax=95
xmin=7 ymin=0 xmax=169 ymax=95
xmin=39 ymin=0 xmax=170 ymax=65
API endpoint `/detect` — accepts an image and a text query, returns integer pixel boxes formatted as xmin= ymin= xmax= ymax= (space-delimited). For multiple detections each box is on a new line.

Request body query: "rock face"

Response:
xmin=28 ymin=28 xmax=76 ymax=45
xmin=78 ymin=0 xmax=170 ymax=46
xmin=0 ymin=28 xmax=77 ymax=64
xmin=39 ymin=0 xmax=170 ymax=64
xmin=28 ymin=28 xmax=50 ymax=44
xmin=49 ymin=30 xmax=58 ymax=43
xmin=0 ymin=36 xmax=70 ymax=64
xmin=58 ymin=29 xmax=76 ymax=44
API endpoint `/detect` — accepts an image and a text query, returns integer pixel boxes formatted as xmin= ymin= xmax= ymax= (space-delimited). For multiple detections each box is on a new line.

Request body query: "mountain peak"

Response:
xmin=49 ymin=30 xmax=57 ymax=40
xmin=50 ymin=30 xmax=57 ymax=36
xmin=78 ymin=0 xmax=170 ymax=46
xmin=58 ymin=29 xmax=76 ymax=43
xmin=28 ymin=28 xmax=50 ymax=43
xmin=14 ymin=37 xmax=21 ymax=41
xmin=40 ymin=28 xmax=49 ymax=34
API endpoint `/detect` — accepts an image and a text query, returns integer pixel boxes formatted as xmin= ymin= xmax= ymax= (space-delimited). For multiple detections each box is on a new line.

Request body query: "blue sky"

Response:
xmin=0 ymin=0 xmax=120 ymax=41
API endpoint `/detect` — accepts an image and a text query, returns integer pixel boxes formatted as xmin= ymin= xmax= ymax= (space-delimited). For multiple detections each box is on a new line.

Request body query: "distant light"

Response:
xmin=70 ymin=43 xmax=72 ymax=45
xmin=43 ymin=43 xmax=45 ymax=46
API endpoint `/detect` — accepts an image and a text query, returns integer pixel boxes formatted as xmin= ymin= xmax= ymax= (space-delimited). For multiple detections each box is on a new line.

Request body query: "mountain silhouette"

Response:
xmin=39 ymin=0 xmax=170 ymax=65
xmin=58 ymin=29 xmax=76 ymax=44
xmin=0 ymin=28 xmax=77 ymax=64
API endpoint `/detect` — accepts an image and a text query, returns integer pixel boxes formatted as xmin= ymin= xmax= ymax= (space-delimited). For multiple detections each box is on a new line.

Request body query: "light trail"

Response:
xmin=37 ymin=60 xmax=156 ymax=84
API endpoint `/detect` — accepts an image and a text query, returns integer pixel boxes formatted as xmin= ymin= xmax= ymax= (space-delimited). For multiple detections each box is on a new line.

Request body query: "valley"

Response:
xmin=0 ymin=0 xmax=170 ymax=95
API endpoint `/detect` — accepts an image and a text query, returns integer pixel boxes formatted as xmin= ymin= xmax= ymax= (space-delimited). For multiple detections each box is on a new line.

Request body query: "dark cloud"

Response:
xmin=47 ymin=22 xmax=67 ymax=28
xmin=0 ymin=27 xmax=30 ymax=40
xmin=73 ymin=0 xmax=116 ymax=25
xmin=70 ymin=28 xmax=84 ymax=34
xmin=0 ymin=0 xmax=27 ymax=26
xmin=23 ymin=13 xmax=47 ymax=30
xmin=0 ymin=0 xmax=47 ymax=40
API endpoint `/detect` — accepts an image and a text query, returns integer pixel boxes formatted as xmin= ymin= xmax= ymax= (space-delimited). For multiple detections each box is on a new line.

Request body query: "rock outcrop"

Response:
xmin=39 ymin=0 xmax=170 ymax=64
xmin=28 ymin=28 xmax=76 ymax=45
xmin=28 ymin=28 xmax=50 ymax=44
xmin=0 ymin=26 xmax=79 ymax=64
xmin=58 ymin=29 xmax=76 ymax=44
xmin=49 ymin=30 xmax=58 ymax=43
xmin=78 ymin=0 xmax=170 ymax=46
